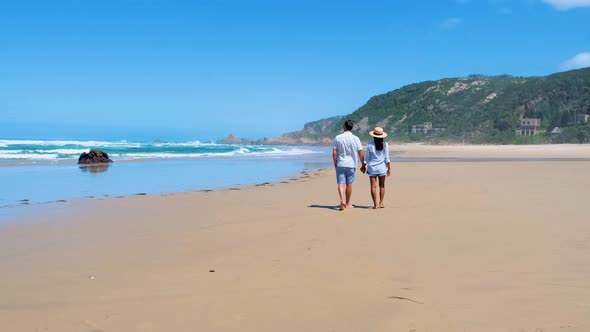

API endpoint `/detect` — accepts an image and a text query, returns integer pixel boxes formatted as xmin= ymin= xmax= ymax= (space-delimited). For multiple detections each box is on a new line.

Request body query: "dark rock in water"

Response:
xmin=78 ymin=149 xmax=113 ymax=164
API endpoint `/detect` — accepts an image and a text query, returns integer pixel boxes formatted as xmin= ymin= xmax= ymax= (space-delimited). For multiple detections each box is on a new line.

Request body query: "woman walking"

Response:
xmin=361 ymin=127 xmax=391 ymax=209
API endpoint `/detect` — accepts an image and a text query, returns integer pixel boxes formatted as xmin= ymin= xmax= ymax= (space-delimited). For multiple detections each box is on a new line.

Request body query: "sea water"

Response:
xmin=0 ymin=139 xmax=323 ymax=162
xmin=0 ymin=140 xmax=332 ymax=218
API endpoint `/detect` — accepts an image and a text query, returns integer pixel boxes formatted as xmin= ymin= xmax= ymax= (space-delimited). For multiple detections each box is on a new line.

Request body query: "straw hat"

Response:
xmin=369 ymin=127 xmax=387 ymax=138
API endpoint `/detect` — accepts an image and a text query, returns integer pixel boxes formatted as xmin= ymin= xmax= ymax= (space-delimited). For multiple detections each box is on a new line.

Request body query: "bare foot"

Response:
xmin=372 ymin=206 xmax=377 ymax=209
xmin=346 ymin=204 xmax=354 ymax=209
xmin=379 ymin=202 xmax=385 ymax=209
xmin=339 ymin=202 xmax=346 ymax=211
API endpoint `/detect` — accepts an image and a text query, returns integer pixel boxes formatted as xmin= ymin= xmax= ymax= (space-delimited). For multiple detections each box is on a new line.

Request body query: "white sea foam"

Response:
xmin=0 ymin=153 xmax=59 ymax=160
xmin=42 ymin=149 xmax=91 ymax=155
xmin=121 ymin=152 xmax=242 ymax=159
xmin=0 ymin=139 xmax=137 ymax=147
xmin=251 ymin=147 xmax=319 ymax=156
xmin=0 ymin=149 xmax=86 ymax=157
xmin=121 ymin=153 xmax=209 ymax=159
xmin=152 ymin=141 xmax=215 ymax=147
xmin=236 ymin=147 xmax=251 ymax=154
xmin=119 ymin=147 xmax=319 ymax=160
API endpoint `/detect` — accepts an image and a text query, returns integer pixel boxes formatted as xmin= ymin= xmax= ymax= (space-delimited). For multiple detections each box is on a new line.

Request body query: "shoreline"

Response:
xmin=0 ymin=152 xmax=333 ymax=216
xmin=0 ymin=152 xmax=326 ymax=168
xmin=0 ymin=167 xmax=329 ymax=223
xmin=4 ymin=143 xmax=590 ymax=218
xmin=5 ymin=156 xmax=590 ymax=217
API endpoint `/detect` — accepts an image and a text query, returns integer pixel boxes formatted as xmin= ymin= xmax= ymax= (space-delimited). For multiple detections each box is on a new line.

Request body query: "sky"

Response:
xmin=1 ymin=0 xmax=589 ymax=141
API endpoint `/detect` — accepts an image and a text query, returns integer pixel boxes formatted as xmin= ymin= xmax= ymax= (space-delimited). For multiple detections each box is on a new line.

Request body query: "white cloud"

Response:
xmin=542 ymin=0 xmax=590 ymax=10
xmin=440 ymin=18 xmax=462 ymax=29
xmin=560 ymin=52 xmax=590 ymax=70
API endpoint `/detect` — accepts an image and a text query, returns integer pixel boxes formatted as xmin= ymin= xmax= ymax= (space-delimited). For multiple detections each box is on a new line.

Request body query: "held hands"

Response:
xmin=360 ymin=163 xmax=367 ymax=174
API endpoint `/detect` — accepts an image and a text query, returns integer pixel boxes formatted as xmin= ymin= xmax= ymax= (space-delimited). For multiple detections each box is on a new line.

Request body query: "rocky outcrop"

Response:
xmin=219 ymin=134 xmax=242 ymax=144
xmin=265 ymin=116 xmax=343 ymax=145
xmin=218 ymin=134 xmax=259 ymax=144
xmin=78 ymin=149 xmax=113 ymax=164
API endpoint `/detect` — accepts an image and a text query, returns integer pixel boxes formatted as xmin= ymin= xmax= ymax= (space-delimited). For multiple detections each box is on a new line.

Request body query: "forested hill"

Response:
xmin=262 ymin=67 xmax=590 ymax=144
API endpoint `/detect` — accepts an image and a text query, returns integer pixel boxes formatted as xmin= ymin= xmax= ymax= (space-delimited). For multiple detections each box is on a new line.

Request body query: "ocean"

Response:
xmin=0 ymin=139 xmax=332 ymax=218
xmin=0 ymin=139 xmax=323 ymax=162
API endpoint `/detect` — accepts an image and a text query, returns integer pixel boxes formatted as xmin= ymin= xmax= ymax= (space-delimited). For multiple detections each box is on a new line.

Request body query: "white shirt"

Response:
xmin=364 ymin=141 xmax=390 ymax=175
xmin=333 ymin=131 xmax=363 ymax=168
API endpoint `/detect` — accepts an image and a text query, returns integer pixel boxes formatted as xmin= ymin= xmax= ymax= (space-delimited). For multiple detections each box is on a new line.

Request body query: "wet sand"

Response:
xmin=1 ymin=145 xmax=589 ymax=331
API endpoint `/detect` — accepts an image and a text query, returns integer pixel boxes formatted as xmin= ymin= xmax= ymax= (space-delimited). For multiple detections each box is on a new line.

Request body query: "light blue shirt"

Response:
xmin=364 ymin=141 xmax=390 ymax=175
xmin=333 ymin=131 xmax=363 ymax=168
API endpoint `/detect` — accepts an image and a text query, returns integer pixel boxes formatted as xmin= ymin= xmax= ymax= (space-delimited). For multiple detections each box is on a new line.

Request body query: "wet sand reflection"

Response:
xmin=79 ymin=163 xmax=111 ymax=174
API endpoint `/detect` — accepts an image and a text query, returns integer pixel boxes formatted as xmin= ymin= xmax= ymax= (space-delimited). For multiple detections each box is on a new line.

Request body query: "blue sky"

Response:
xmin=1 ymin=0 xmax=589 ymax=141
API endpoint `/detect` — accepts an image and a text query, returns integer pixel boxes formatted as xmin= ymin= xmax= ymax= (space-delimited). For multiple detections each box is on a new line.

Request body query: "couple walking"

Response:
xmin=332 ymin=120 xmax=391 ymax=210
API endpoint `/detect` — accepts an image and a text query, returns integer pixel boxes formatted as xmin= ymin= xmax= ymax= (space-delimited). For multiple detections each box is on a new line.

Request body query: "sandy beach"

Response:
xmin=392 ymin=143 xmax=590 ymax=159
xmin=1 ymin=145 xmax=590 ymax=331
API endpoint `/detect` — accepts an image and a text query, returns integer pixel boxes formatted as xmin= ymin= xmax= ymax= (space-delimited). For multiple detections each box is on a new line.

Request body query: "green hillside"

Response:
xmin=277 ymin=67 xmax=590 ymax=144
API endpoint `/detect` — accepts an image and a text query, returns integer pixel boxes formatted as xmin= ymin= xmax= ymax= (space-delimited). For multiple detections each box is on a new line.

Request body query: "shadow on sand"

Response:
xmin=308 ymin=204 xmax=372 ymax=210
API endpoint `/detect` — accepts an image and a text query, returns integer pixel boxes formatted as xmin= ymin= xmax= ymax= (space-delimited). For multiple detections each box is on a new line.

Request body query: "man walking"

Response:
xmin=332 ymin=119 xmax=364 ymax=211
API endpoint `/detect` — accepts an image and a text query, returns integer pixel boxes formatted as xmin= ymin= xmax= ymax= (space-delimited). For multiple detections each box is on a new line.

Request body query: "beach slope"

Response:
xmin=1 ymin=151 xmax=590 ymax=331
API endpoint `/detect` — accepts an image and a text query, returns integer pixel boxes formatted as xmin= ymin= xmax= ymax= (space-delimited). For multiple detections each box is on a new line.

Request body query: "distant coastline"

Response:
xmin=237 ymin=68 xmax=590 ymax=146
xmin=217 ymin=132 xmax=590 ymax=147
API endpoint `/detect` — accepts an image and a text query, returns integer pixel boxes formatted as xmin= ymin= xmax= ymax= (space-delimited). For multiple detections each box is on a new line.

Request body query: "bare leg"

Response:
xmin=378 ymin=176 xmax=386 ymax=208
xmin=337 ymin=184 xmax=346 ymax=210
xmin=345 ymin=184 xmax=354 ymax=208
xmin=369 ymin=176 xmax=378 ymax=209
